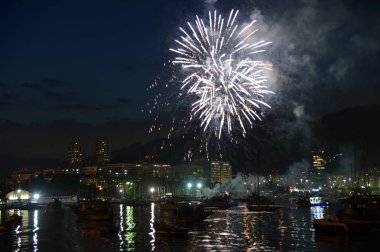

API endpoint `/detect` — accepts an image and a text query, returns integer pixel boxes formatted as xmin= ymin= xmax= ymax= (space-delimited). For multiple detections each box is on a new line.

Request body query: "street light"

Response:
xmin=150 ymin=187 xmax=155 ymax=199
xmin=187 ymin=183 xmax=192 ymax=189
xmin=197 ymin=182 xmax=202 ymax=189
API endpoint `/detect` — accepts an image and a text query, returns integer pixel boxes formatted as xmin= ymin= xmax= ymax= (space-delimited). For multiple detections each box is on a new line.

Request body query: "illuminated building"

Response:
xmin=312 ymin=149 xmax=326 ymax=170
xmin=210 ymin=161 xmax=232 ymax=184
xmin=12 ymin=169 xmax=36 ymax=183
xmin=68 ymin=141 xmax=83 ymax=165
xmin=104 ymin=163 xmax=144 ymax=178
xmin=6 ymin=189 xmax=31 ymax=205
xmin=82 ymin=165 xmax=98 ymax=176
xmin=96 ymin=139 xmax=110 ymax=166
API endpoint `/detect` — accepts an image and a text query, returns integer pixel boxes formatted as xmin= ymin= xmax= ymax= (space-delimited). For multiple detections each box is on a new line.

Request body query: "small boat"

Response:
xmin=158 ymin=200 xmax=212 ymax=227
xmin=45 ymin=198 xmax=64 ymax=213
xmin=296 ymin=195 xmax=329 ymax=208
xmin=244 ymin=193 xmax=281 ymax=212
xmin=313 ymin=214 xmax=349 ymax=236
xmin=245 ymin=150 xmax=281 ymax=213
xmin=202 ymin=191 xmax=236 ymax=209
xmin=75 ymin=200 xmax=117 ymax=236
xmin=76 ymin=200 xmax=114 ymax=221
xmin=6 ymin=213 xmax=22 ymax=226
xmin=340 ymin=194 xmax=380 ymax=220
xmin=313 ymin=195 xmax=380 ymax=237
xmin=0 ymin=213 xmax=22 ymax=232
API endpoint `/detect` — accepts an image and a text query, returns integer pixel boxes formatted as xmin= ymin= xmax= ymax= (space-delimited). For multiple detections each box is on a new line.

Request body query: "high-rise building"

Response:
xmin=96 ymin=139 xmax=110 ymax=165
xmin=210 ymin=161 xmax=232 ymax=184
xmin=68 ymin=142 xmax=82 ymax=165
xmin=312 ymin=149 xmax=326 ymax=170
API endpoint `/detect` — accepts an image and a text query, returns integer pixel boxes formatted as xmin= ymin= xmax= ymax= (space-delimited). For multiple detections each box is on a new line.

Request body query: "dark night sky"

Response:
xmin=0 ymin=0 xmax=379 ymax=160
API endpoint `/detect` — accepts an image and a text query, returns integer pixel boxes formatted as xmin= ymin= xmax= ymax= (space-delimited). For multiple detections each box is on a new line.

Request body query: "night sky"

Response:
xmin=1 ymin=0 xmax=379 ymax=160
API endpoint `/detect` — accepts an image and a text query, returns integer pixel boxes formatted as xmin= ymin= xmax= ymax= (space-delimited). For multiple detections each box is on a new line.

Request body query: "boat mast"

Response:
xmin=257 ymin=148 xmax=260 ymax=197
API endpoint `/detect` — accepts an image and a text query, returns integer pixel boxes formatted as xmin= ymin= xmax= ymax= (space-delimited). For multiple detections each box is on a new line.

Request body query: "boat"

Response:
xmin=202 ymin=191 xmax=236 ymax=209
xmin=245 ymin=150 xmax=281 ymax=212
xmin=0 ymin=212 xmax=22 ymax=233
xmin=313 ymin=213 xmax=349 ymax=236
xmin=340 ymin=194 xmax=380 ymax=220
xmin=74 ymin=200 xmax=117 ymax=236
xmin=244 ymin=193 xmax=281 ymax=212
xmin=155 ymin=199 xmax=212 ymax=236
xmin=244 ymin=192 xmax=273 ymax=205
xmin=76 ymin=200 xmax=114 ymax=221
xmin=313 ymin=195 xmax=380 ymax=236
xmin=158 ymin=200 xmax=212 ymax=225
xmin=45 ymin=198 xmax=64 ymax=213
xmin=296 ymin=194 xmax=329 ymax=208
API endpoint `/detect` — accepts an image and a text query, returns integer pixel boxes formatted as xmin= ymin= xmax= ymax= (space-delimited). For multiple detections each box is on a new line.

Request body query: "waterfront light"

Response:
xmin=197 ymin=183 xmax=202 ymax=189
xmin=187 ymin=183 xmax=192 ymax=189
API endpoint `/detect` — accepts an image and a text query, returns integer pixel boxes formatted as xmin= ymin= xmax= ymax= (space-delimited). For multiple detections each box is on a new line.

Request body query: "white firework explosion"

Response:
xmin=170 ymin=9 xmax=274 ymax=139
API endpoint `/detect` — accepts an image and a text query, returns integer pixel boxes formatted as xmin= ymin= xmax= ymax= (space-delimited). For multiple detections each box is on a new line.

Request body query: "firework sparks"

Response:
xmin=170 ymin=9 xmax=274 ymax=139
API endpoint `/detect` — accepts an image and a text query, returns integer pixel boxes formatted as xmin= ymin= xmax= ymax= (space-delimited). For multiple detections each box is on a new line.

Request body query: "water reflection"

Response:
xmin=149 ymin=203 xmax=155 ymax=251
xmin=124 ymin=206 xmax=136 ymax=250
xmin=242 ymin=207 xmax=277 ymax=251
xmin=33 ymin=210 xmax=39 ymax=252
xmin=118 ymin=204 xmax=137 ymax=251
xmin=0 ymin=204 xmax=376 ymax=251
xmin=310 ymin=206 xmax=325 ymax=220
xmin=118 ymin=204 xmax=124 ymax=250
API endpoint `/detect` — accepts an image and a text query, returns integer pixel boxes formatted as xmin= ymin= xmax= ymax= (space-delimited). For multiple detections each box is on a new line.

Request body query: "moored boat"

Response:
xmin=202 ymin=191 xmax=236 ymax=209
xmin=244 ymin=193 xmax=281 ymax=212
xmin=296 ymin=194 xmax=329 ymax=208
xmin=45 ymin=198 xmax=64 ymax=214
xmin=75 ymin=200 xmax=114 ymax=221
xmin=246 ymin=204 xmax=281 ymax=212
xmin=313 ymin=214 xmax=349 ymax=236
xmin=313 ymin=195 xmax=380 ymax=237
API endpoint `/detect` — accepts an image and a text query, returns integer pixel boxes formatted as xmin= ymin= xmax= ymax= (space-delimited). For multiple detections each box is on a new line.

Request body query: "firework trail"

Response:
xmin=145 ymin=9 xmax=274 ymax=161
xmin=170 ymin=9 xmax=274 ymax=139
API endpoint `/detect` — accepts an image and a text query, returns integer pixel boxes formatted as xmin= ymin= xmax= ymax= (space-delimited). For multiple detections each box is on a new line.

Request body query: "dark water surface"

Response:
xmin=0 ymin=203 xmax=377 ymax=251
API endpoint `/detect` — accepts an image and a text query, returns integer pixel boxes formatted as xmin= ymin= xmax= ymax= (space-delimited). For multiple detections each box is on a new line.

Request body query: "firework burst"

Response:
xmin=170 ymin=9 xmax=274 ymax=139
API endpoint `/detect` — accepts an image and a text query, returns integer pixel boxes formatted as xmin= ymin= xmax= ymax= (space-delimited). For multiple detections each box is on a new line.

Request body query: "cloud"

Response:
xmin=40 ymin=79 xmax=64 ymax=86
xmin=57 ymin=103 xmax=103 ymax=112
xmin=0 ymin=91 xmax=22 ymax=111
xmin=0 ymin=82 xmax=7 ymax=88
xmin=118 ymin=97 xmax=133 ymax=104
xmin=23 ymin=82 xmax=41 ymax=89
xmin=23 ymin=79 xmax=65 ymax=90
xmin=43 ymin=90 xmax=77 ymax=102
xmin=0 ymin=117 xmax=166 ymax=159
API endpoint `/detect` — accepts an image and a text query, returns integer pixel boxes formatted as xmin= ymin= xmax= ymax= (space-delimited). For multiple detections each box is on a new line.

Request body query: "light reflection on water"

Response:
xmin=310 ymin=206 xmax=326 ymax=220
xmin=149 ymin=203 xmax=156 ymax=251
xmin=0 ymin=204 xmax=377 ymax=251
xmin=33 ymin=210 xmax=38 ymax=252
